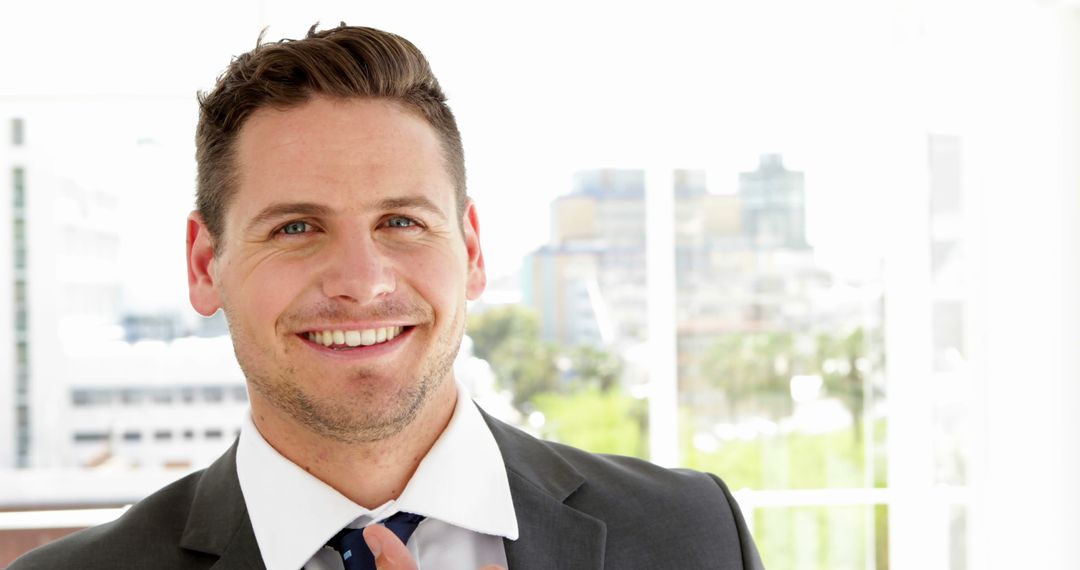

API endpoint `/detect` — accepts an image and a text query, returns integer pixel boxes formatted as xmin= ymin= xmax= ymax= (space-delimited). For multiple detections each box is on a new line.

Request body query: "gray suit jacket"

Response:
xmin=9 ymin=410 xmax=764 ymax=569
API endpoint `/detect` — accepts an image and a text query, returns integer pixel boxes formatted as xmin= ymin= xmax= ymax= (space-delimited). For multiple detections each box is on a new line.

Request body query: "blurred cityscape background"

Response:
xmin=1 ymin=0 xmax=1078 ymax=569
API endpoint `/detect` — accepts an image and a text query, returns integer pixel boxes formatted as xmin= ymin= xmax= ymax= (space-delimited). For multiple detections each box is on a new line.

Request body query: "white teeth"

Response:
xmin=308 ymin=326 xmax=406 ymax=348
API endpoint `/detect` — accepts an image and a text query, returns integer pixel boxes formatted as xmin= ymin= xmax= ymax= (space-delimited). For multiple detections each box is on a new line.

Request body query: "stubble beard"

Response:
xmin=227 ymin=300 xmax=465 ymax=444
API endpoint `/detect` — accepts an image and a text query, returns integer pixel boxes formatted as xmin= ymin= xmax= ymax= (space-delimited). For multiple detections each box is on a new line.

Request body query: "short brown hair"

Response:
xmin=195 ymin=24 xmax=466 ymax=247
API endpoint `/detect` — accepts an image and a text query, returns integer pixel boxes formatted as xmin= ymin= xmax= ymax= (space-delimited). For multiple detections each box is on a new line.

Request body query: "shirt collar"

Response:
xmin=236 ymin=382 xmax=518 ymax=570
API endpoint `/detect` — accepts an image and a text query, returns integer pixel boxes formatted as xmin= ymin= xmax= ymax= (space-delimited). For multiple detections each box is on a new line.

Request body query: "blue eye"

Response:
xmin=280 ymin=221 xmax=311 ymax=235
xmin=386 ymin=217 xmax=416 ymax=228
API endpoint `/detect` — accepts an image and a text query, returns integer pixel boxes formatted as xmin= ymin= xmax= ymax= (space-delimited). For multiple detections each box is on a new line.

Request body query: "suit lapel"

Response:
xmin=481 ymin=409 xmax=607 ymax=570
xmin=502 ymin=471 xmax=607 ymax=570
xmin=179 ymin=442 xmax=265 ymax=569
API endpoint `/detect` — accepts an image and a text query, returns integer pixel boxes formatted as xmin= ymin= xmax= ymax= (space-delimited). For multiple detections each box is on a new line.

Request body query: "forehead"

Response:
xmin=230 ymin=97 xmax=453 ymax=220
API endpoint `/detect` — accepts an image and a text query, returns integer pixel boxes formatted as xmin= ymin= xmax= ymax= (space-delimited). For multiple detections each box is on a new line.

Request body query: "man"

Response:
xmin=11 ymin=25 xmax=763 ymax=570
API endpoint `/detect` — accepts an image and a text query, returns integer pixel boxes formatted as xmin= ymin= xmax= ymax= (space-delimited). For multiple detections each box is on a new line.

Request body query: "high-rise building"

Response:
xmin=0 ymin=114 xmax=125 ymax=468
xmin=527 ymin=169 xmax=741 ymax=346
xmin=523 ymin=159 xmax=881 ymax=427
xmin=526 ymin=170 xmax=646 ymax=346
xmin=1 ymin=116 xmax=28 ymax=468
xmin=738 ymin=153 xmax=809 ymax=249
xmin=526 ymin=161 xmax=819 ymax=349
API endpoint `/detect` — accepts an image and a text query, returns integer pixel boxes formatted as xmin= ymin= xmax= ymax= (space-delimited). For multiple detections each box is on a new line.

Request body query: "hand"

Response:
xmin=363 ymin=524 xmax=506 ymax=570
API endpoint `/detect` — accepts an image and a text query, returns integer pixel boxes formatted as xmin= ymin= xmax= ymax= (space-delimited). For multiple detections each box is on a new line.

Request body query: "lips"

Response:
xmin=304 ymin=326 xmax=406 ymax=348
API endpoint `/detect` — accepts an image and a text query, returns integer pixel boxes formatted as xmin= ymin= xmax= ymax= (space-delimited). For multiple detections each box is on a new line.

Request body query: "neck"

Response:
xmin=249 ymin=379 xmax=458 ymax=509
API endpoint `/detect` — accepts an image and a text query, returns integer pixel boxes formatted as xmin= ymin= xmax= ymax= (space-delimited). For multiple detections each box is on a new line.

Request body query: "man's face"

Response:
xmin=187 ymin=96 xmax=485 ymax=443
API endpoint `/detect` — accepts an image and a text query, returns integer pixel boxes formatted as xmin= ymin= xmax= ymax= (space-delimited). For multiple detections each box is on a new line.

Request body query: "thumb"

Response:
xmin=364 ymin=524 xmax=418 ymax=570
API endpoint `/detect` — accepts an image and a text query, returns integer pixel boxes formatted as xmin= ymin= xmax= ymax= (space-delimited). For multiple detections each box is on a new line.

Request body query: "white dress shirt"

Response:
xmin=236 ymin=382 xmax=519 ymax=570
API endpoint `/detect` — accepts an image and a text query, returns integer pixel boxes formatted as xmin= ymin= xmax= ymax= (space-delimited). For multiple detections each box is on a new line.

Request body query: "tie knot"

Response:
xmin=326 ymin=511 xmax=426 ymax=570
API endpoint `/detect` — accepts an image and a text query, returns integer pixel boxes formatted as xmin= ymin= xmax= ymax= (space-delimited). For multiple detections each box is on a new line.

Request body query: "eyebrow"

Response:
xmin=244 ymin=195 xmax=448 ymax=233
xmin=245 ymin=202 xmax=333 ymax=233
xmin=375 ymin=196 xmax=447 ymax=220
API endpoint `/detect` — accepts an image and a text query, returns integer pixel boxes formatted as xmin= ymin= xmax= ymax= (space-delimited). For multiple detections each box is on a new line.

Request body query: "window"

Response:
xmin=15 ymin=342 xmax=27 ymax=366
xmin=73 ymin=431 xmax=108 ymax=443
xmin=10 ymin=117 xmax=24 ymax=146
xmin=202 ymin=387 xmax=223 ymax=403
xmin=231 ymin=386 xmax=248 ymax=402
xmin=12 ymin=167 xmax=25 ymax=208
xmin=120 ymin=389 xmax=143 ymax=405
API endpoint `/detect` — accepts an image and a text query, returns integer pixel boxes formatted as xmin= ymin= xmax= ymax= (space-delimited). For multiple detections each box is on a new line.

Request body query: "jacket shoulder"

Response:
xmin=8 ymin=468 xmax=212 ymax=569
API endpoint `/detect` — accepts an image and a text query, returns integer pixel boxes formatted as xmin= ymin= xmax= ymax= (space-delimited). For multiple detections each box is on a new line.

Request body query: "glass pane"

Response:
xmin=11 ymin=117 xmax=25 ymax=146
xmin=675 ymin=157 xmax=885 ymax=491
xmin=500 ymin=169 xmax=648 ymax=458
xmin=752 ymin=504 xmax=888 ymax=570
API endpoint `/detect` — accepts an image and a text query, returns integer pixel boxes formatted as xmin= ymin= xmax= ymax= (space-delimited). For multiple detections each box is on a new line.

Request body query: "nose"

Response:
xmin=318 ymin=231 xmax=396 ymax=304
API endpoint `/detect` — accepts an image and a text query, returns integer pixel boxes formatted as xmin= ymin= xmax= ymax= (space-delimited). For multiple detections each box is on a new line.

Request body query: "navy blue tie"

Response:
xmin=326 ymin=512 xmax=425 ymax=570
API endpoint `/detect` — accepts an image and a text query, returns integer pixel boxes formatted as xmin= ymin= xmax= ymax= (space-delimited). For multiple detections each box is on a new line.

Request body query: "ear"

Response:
xmin=462 ymin=200 xmax=487 ymax=301
xmin=187 ymin=211 xmax=223 ymax=316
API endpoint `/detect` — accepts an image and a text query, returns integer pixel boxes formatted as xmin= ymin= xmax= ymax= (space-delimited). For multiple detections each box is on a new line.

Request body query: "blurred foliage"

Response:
xmin=468 ymin=306 xmax=560 ymax=408
xmin=468 ymin=305 xmax=626 ymax=409
xmin=468 ymin=305 xmax=542 ymax=361
xmin=684 ymin=418 xmax=889 ymax=570
xmin=682 ymin=416 xmax=887 ymax=490
xmin=468 ymin=306 xmax=889 ymax=570
xmin=816 ymin=327 xmax=879 ymax=441
xmin=699 ymin=331 xmax=799 ymax=419
xmin=468 ymin=305 xmax=643 ymax=456
xmin=753 ymin=505 xmax=887 ymax=570
xmin=532 ymin=388 xmax=647 ymax=458
xmin=694 ymin=326 xmax=884 ymax=440
xmin=469 ymin=307 xmax=890 ymax=568
xmin=564 ymin=344 xmax=622 ymax=393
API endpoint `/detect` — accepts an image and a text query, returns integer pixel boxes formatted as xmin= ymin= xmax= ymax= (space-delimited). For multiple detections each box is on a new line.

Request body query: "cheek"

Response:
xmin=407 ymin=257 xmax=466 ymax=311
xmin=229 ymin=263 xmax=310 ymax=330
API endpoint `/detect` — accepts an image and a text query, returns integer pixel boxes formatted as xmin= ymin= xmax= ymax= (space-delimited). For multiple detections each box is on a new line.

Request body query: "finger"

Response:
xmin=364 ymin=524 xmax=418 ymax=570
xmin=479 ymin=565 xmax=507 ymax=570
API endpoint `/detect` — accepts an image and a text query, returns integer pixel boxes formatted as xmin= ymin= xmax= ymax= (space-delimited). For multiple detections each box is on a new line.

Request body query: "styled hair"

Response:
xmin=195 ymin=24 xmax=465 ymax=247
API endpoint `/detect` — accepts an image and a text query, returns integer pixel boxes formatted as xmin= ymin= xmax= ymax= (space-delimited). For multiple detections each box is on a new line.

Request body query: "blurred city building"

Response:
xmin=0 ymin=107 xmax=254 ymax=472
xmin=0 ymin=114 xmax=126 ymax=469
xmin=63 ymin=336 xmax=246 ymax=470
xmin=524 ymin=156 xmax=880 ymax=424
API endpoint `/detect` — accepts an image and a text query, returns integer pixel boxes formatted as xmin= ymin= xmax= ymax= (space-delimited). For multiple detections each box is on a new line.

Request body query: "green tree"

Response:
xmin=816 ymin=327 xmax=882 ymax=441
xmin=698 ymin=331 xmax=801 ymax=420
xmin=467 ymin=305 xmax=630 ymax=419
xmin=565 ymin=344 xmax=622 ymax=392
xmin=467 ymin=305 xmax=541 ymax=361
xmin=467 ymin=306 xmax=560 ymax=409
xmin=533 ymin=388 xmax=647 ymax=458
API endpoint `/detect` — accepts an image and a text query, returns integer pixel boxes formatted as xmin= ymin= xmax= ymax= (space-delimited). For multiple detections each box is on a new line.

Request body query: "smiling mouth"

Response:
xmin=303 ymin=326 xmax=408 ymax=349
